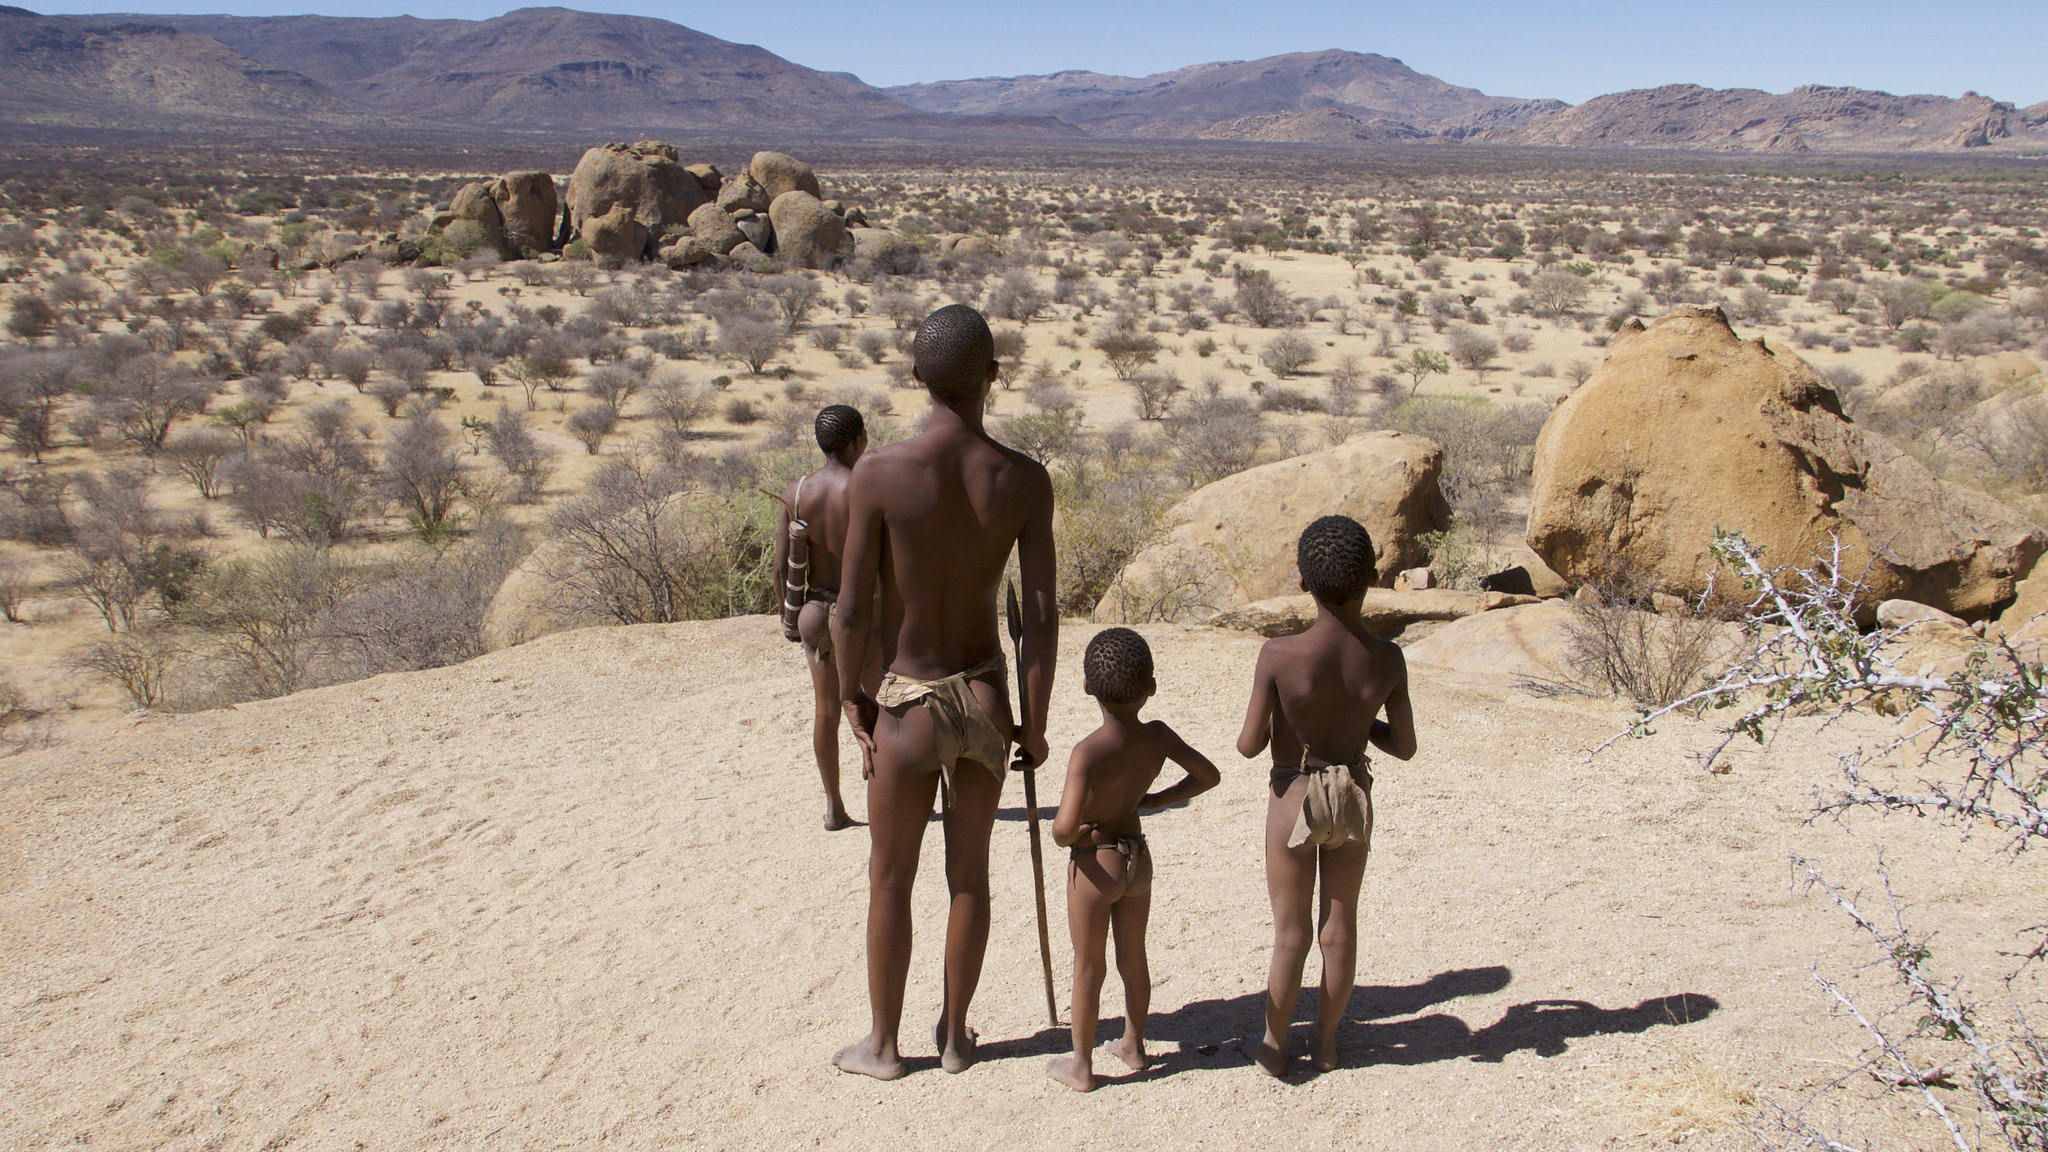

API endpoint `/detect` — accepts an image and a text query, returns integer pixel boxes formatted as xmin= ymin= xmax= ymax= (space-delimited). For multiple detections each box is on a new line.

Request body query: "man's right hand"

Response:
xmin=844 ymin=695 xmax=879 ymax=779
xmin=1012 ymin=727 xmax=1049 ymax=773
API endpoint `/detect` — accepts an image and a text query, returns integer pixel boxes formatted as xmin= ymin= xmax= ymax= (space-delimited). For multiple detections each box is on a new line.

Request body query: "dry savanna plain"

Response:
xmin=2 ymin=137 xmax=2046 ymax=1150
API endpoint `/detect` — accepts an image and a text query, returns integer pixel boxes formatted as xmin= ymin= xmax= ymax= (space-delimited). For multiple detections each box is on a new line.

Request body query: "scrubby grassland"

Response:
xmin=0 ymin=137 xmax=2044 ymax=741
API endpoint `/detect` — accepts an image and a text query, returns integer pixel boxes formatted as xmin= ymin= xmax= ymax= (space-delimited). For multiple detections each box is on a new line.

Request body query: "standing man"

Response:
xmin=772 ymin=404 xmax=870 ymax=831
xmin=830 ymin=305 xmax=1058 ymax=1080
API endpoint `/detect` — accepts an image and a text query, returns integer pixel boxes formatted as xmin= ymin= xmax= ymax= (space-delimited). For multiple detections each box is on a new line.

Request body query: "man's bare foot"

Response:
xmin=1244 ymin=1036 xmax=1289 ymax=1078
xmin=824 ymin=804 xmax=853 ymax=831
xmin=934 ymin=1021 xmax=979 ymax=1074
xmin=832 ymin=1036 xmax=907 ymax=1081
xmin=1111 ymin=1033 xmax=1149 ymax=1073
xmin=1310 ymin=1030 xmax=1339 ymax=1073
xmin=1046 ymin=1053 xmax=1096 ymax=1092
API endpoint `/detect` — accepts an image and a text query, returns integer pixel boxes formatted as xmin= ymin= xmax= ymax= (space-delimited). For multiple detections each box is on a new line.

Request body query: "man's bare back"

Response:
xmin=829 ymin=305 xmax=1057 ymax=1080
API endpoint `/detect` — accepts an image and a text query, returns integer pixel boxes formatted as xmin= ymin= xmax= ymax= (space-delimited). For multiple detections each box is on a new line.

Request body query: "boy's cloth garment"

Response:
xmin=1270 ymin=752 xmax=1373 ymax=850
xmin=798 ymin=588 xmax=837 ymax=661
xmin=874 ymin=653 xmax=1009 ymax=808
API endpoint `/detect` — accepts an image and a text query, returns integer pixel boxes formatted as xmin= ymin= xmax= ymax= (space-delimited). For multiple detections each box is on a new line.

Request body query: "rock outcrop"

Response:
xmin=1095 ymin=430 xmax=1450 ymax=624
xmin=551 ymin=142 xmax=868 ymax=266
xmin=1212 ymin=589 xmax=1537 ymax=638
xmin=1401 ymin=601 xmax=1579 ymax=682
xmin=1525 ymin=305 xmax=2045 ymax=621
xmin=445 ymin=171 xmax=559 ymax=257
xmin=561 ymin=140 xmax=710 ymax=261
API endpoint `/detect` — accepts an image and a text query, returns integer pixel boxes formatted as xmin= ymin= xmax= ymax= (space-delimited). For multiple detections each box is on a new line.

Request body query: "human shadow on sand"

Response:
xmin=960 ymin=969 xmax=1717 ymax=1084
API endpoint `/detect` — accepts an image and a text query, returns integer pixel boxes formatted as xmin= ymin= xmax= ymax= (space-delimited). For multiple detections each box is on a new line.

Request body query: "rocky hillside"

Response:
xmin=28 ymin=6 xmax=1073 ymax=135
xmin=1487 ymin=84 xmax=2048 ymax=153
xmin=886 ymin=49 xmax=1563 ymax=139
xmin=0 ymin=6 xmax=382 ymax=129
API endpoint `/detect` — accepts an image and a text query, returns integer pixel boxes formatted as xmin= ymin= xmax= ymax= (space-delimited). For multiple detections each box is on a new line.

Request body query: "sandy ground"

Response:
xmin=4 ymin=614 xmax=2039 ymax=1150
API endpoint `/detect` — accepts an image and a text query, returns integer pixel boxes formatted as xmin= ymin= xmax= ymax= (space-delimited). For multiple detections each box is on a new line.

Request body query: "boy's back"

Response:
xmin=1255 ymin=625 xmax=1407 ymax=769
xmin=1060 ymin=721 xmax=1177 ymax=843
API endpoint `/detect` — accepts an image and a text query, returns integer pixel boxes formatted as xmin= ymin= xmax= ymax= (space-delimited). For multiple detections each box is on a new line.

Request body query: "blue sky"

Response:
xmin=46 ymin=0 xmax=2048 ymax=105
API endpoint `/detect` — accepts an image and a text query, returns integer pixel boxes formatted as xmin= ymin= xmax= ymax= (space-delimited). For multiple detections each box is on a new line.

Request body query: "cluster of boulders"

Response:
xmin=557 ymin=142 xmax=870 ymax=269
xmin=422 ymin=143 xmax=895 ymax=270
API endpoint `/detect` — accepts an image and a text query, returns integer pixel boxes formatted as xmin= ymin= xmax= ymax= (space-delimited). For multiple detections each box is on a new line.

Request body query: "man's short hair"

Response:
xmin=815 ymin=404 xmax=865 ymax=456
xmin=1084 ymin=627 xmax=1153 ymax=704
xmin=912 ymin=304 xmax=995 ymax=403
xmin=1297 ymin=515 xmax=1378 ymax=603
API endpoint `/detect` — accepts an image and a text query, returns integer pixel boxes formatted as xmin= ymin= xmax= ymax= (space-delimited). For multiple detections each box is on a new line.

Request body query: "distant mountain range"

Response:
xmin=2 ymin=5 xmax=2043 ymax=153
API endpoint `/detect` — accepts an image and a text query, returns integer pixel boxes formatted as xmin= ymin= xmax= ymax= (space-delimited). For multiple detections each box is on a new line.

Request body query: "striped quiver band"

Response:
xmin=781 ymin=517 xmax=809 ymax=641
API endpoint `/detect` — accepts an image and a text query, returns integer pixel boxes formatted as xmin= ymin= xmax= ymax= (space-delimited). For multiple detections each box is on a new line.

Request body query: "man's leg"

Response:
xmin=1251 ymin=781 xmax=1318 ymax=1077
xmin=805 ymin=646 xmax=851 ymax=830
xmin=935 ymin=754 xmax=1001 ymax=1073
xmin=832 ymin=705 xmax=941 ymax=1080
xmin=1310 ymin=837 xmax=1370 ymax=1072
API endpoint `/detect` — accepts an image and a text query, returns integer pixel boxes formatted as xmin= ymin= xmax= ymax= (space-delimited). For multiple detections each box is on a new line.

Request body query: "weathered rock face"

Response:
xmin=446 ymin=171 xmax=558 ymax=258
xmin=563 ymin=141 xmax=708 ymax=261
xmin=748 ymin=150 xmax=821 ymax=200
xmin=583 ymin=204 xmax=650 ymax=265
xmin=767 ymin=191 xmax=846 ymax=269
xmin=687 ymin=202 xmax=745 ymax=255
xmin=716 ymin=174 xmax=770 ymax=214
xmin=491 ymin=171 xmax=558 ymax=255
xmin=850 ymin=226 xmax=913 ymax=262
xmin=734 ymin=213 xmax=774 ymax=253
xmin=1094 ymin=430 xmax=1451 ymax=624
xmin=1526 ymin=305 xmax=2044 ymax=621
xmin=1401 ymin=601 xmax=1579 ymax=682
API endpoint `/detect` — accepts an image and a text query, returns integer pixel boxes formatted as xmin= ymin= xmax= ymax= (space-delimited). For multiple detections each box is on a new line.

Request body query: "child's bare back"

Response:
xmin=1047 ymin=628 xmax=1219 ymax=1092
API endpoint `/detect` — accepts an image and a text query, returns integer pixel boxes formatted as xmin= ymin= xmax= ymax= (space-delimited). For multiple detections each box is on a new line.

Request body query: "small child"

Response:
xmin=1047 ymin=627 xmax=1220 ymax=1092
xmin=1237 ymin=515 xmax=1418 ymax=1076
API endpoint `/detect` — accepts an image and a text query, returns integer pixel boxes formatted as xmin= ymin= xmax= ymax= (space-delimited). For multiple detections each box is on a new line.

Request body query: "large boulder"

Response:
xmin=1401 ymin=601 xmax=1579 ymax=683
xmin=1526 ymin=305 xmax=2044 ymax=621
xmin=716 ymin=174 xmax=770 ymax=214
xmin=1094 ymin=430 xmax=1450 ymax=624
xmin=850 ymin=226 xmax=914 ymax=263
xmin=749 ymin=151 xmax=822 ymax=200
xmin=583 ymin=204 xmax=649 ymax=265
xmin=687 ymin=202 xmax=745 ymax=255
xmin=562 ymin=141 xmax=707 ymax=261
xmin=447 ymin=181 xmax=505 ymax=248
xmin=767 ymin=191 xmax=847 ymax=269
xmin=491 ymin=171 xmax=558 ymax=256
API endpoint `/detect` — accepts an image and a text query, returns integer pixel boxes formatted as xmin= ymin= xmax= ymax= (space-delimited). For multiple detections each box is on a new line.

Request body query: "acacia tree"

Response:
xmin=1608 ymin=533 xmax=2048 ymax=1151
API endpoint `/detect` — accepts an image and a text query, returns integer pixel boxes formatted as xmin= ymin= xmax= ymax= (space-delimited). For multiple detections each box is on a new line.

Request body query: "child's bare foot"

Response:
xmin=832 ymin=1035 xmax=907 ymax=1081
xmin=934 ymin=1021 xmax=979 ymax=1074
xmin=824 ymin=803 xmax=852 ymax=831
xmin=1111 ymin=1033 xmax=1149 ymax=1073
xmin=1046 ymin=1053 xmax=1096 ymax=1092
xmin=1244 ymin=1036 xmax=1289 ymax=1078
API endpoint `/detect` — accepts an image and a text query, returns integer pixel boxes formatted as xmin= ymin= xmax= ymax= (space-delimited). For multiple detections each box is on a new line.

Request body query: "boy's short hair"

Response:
xmin=912 ymin=304 xmax=995 ymax=403
xmin=1084 ymin=627 xmax=1153 ymax=704
xmin=1297 ymin=515 xmax=1378 ymax=603
xmin=815 ymin=404 xmax=865 ymax=455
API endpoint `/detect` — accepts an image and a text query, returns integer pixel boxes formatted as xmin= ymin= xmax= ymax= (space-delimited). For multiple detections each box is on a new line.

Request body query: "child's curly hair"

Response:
xmin=1084 ymin=627 xmax=1153 ymax=704
xmin=1297 ymin=515 xmax=1377 ymax=603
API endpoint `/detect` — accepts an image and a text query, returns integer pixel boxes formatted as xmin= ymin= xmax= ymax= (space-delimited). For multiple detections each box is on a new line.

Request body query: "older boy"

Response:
xmin=1047 ymin=628 xmax=1219 ymax=1092
xmin=1237 ymin=515 xmax=1417 ymax=1076
xmin=772 ymin=404 xmax=870 ymax=831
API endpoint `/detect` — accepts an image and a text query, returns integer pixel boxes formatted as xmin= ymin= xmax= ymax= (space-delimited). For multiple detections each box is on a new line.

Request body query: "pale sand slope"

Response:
xmin=2 ymin=617 xmax=2034 ymax=1150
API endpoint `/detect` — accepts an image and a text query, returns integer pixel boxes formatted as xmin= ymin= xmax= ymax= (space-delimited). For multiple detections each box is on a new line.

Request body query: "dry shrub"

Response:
xmin=1050 ymin=430 xmax=1180 ymax=615
xmin=542 ymin=449 xmax=787 ymax=626
xmin=69 ymin=626 xmax=181 ymax=709
xmin=1562 ymin=554 xmax=1733 ymax=707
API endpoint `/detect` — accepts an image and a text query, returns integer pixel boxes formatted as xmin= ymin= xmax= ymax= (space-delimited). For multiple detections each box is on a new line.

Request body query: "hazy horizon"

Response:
xmin=26 ymin=0 xmax=2048 ymax=107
